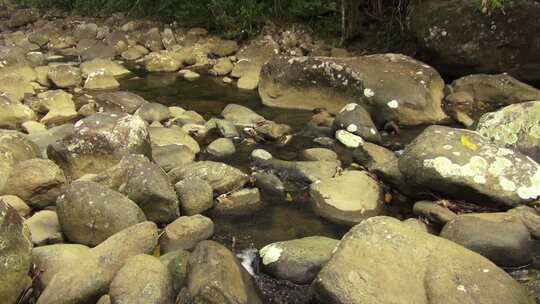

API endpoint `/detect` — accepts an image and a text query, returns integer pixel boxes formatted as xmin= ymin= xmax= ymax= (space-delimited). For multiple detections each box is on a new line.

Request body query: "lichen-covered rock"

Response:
xmin=398 ymin=125 xmax=540 ymax=207
xmin=89 ymin=154 xmax=180 ymax=223
xmin=259 ymin=236 xmax=339 ymax=284
xmin=1 ymin=159 xmax=66 ymax=209
xmin=169 ymin=161 xmax=248 ymax=194
xmin=332 ymin=103 xmax=381 ymax=143
xmin=259 ymin=54 xmax=447 ymax=126
xmin=311 ymin=216 xmax=535 ymax=304
xmin=0 ymin=200 xmax=32 ymax=304
xmin=56 ymin=181 xmax=146 ymax=246
xmin=409 ymin=0 xmax=540 ymax=82
xmin=477 ymin=101 xmax=540 ymax=163
xmin=47 ymin=113 xmax=151 ymax=179
xmin=310 ymin=170 xmax=383 ymax=226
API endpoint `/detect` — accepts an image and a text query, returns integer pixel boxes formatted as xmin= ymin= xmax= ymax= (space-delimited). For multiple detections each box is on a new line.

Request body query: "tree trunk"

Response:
xmin=341 ymin=0 xmax=362 ymax=43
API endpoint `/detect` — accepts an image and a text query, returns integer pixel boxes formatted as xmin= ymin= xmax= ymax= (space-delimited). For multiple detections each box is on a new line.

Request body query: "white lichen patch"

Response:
xmin=336 ymin=130 xmax=364 ymax=149
xmin=347 ymin=124 xmax=358 ymax=133
xmin=259 ymin=244 xmax=283 ymax=265
xmin=363 ymin=88 xmax=375 ymax=98
xmin=387 ymin=100 xmax=399 ymax=109
xmin=340 ymin=103 xmax=358 ymax=113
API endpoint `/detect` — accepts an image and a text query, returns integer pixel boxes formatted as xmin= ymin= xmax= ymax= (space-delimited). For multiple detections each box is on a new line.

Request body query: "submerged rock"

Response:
xmin=311 ymin=216 xmax=535 ymax=304
xmin=399 ymin=125 xmax=540 ymax=207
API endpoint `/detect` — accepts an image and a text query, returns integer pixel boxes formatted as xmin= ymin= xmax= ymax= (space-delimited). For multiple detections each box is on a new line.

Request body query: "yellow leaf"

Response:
xmin=286 ymin=192 xmax=293 ymax=202
xmin=153 ymin=246 xmax=160 ymax=257
xmin=460 ymin=135 xmax=478 ymax=151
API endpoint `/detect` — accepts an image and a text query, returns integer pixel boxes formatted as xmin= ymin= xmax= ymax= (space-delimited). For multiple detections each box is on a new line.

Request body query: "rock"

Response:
xmin=477 ymin=101 xmax=540 ymax=163
xmin=0 ymin=195 xmax=30 ymax=217
xmin=0 ymin=95 xmax=36 ymax=128
xmin=251 ymin=148 xmax=273 ymax=161
xmin=207 ymin=138 xmax=236 ymax=158
xmin=80 ymin=58 xmax=131 ymax=78
xmin=81 ymin=42 xmax=116 ymax=61
xmin=74 ymin=23 xmax=98 ymax=41
xmin=508 ymin=206 xmax=540 ymax=239
xmin=254 ymin=121 xmax=291 ymax=140
xmin=169 ymin=161 xmax=249 ymax=194
xmin=144 ymin=51 xmax=182 ymax=72
xmin=159 ymin=215 xmax=214 ymax=253
xmin=221 ymin=103 xmax=265 ymax=127
xmin=212 ymin=58 xmax=234 ymax=76
xmin=310 ymin=170 xmax=383 ymax=226
xmin=0 ymin=200 xmax=32 ymax=304
xmin=335 ymin=130 xmax=364 ymax=148
xmin=185 ymin=241 xmax=263 ymax=304
xmin=160 ymin=250 xmax=191 ymax=295
xmin=34 ymin=90 xmax=78 ymax=125
xmin=153 ymin=144 xmax=195 ymax=172
xmin=260 ymin=236 xmax=339 ymax=284
xmin=97 ymin=295 xmax=111 ymax=304
xmin=210 ymin=40 xmax=239 ymax=57
xmin=48 ymin=65 xmax=82 ymax=88
xmin=253 ymin=171 xmax=285 ymax=201
xmin=121 ymin=45 xmax=149 ymax=60
xmin=255 ymin=157 xmax=340 ymax=184
xmin=175 ymin=178 xmax=214 ymax=216
xmin=84 ymin=70 xmax=120 ymax=90
xmin=56 ymin=181 xmax=146 ymax=246
xmin=89 ymin=154 xmax=180 ymax=223
xmin=332 ymin=103 xmax=381 ymax=143
xmin=109 ymin=254 xmax=173 ymax=304
xmin=1 ymin=159 xmax=66 ymax=209
xmin=140 ymin=28 xmax=164 ymax=51
xmin=441 ymin=213 xmax=532 ymax=267
xmin=398 ymin=125 xmax=540 ymax=207
xmin=237 ymin=69 xmax=260 ymax=90
xmin=27 ymin=124 xmax=74 ymax=158
xmin=259 ymin=54 xmax=447 ymax=126
xmin=0 ymin=76 xmax=35 ymax=102
xmin=8 ymin=9 xmax=37 ymax=28
xmin=135 ymin=102 xmax=172 ymax=123
xmin=409 ymin=0 xmax=540 ymax=82
xmin=0 ymin=130 xmax=40 ymax=164
xmin=413 ymin=200 xmax=457 ymax=228
xmin=445 ymin=74 xmax=540 ymax=123
xmin=311 ymin=216 xmax=535 ymax=304
xmin=149 ymin=126 xmax=200 ymax=154
xmin=214 ymin=188 xmax=262 ymax=217
xmin=301 ymin=148 xmax=338 ymax=161
xmin=22 ymin=121 xmax=47 ymax=134
xmin=25 ymin=210 xmax=63 ymax=246
xmin=170 ymin=110 xmax=206 ymax=126
xmin=94 ymin=91 xmax=148 ymax=114
xmin=37 ymin=222 xmax=158 ymax=304
xmin=47 ymin=113 xmax=151 ymax=179
xmin=216 ymin=119 xmax=240 ymax=138
xmin=180 ymin=69 xmax=200 ymax=81
xmin=162 ymin=28 xmax=177 ymax=50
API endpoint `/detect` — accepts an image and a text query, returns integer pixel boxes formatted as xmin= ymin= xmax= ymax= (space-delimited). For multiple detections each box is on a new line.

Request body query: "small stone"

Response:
xmin=207 ymin=138 xmax=236 ymax=158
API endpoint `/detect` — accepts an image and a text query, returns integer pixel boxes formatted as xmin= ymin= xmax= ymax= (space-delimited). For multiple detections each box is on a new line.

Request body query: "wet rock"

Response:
xmin=159 ymin=215 xmax=214 ymax=253
xmin=214 ymin=188 xmax=263 ymax=217
xmin=149 ymin=126 xmax=200 ymax=154
xmin=310 ymin=170 xmax=383 ymax=226
xmin=332 ymin=103 xmax=381 ymax=143
xmin=301 ymin=148 xmax=338 ymax=162
xmin=212 ymin=58 xmax=234 ymax=76
xmin=311 ymin=216 xmax=535 ymax=304
xmin=0 ymin=200 xmax=32 ymax=304
xmin=398 ymin=125 xmax=540 ymax=207
xmin=1 ymin=159 xmax=66 ymax=209
xmin=184 ymin=240 xmax=263 ymax=304
xmin=175 ymin=177 xmax=214 ymax=216
xmin=210 ymin=39 xmax=239 ymax=57
xmin=48 ymin=113 xmax=151 ymax=179
xmin=445 ymin=74 xmax=540 ymax=123
xmin=25 ymin=210 xmax=63 ymax=246
xmin=34 ymin=90 xmax=78 ymax=125
xmin=0 ymin=195 xmax=30 ymax=217
xmin=48 ymin=65 xmax=82 ymax=88
xmin=153 ymin=144 xmax=195 ymax=172
xmin=121 ymin=45 xmax=149 ymax=60
xmin=259 ymin=54 xmax=447 ymax=126
xmin=80 ymin=58 xmax=131 ymax=78
xmin=409 ymin=0 xmax=540 ymax=82
xmin=56 ymin=181 xmax=146 ymax=246
xmin=169 ymin=161 xmax=249 ymax=194
xmin=94 ymin=91 xmax=148 ymax=114
xmin=413 ymin=200 xmax=457 ymax=228
xmin=207 ymin=138 xmax=236 ymax=158
xmin=441 ymin=213 xmax=532 ymax=267
xmin=37 ymin=222 xmax=158 ymax=304
xmin=477 ymin=101 xmax=540 ymax=163
xmin=260 ymin=236 xmax=339 ymax=284
xmin=84 ymin=70 xmax=120 ymax=90
xmin=160 ymin=250 xmax=191 ymax=295
xmin=508 ymin=206 xmax=540 ymax=239
xmin=0 ymin=95 xmax=36 ymax=128
xmin=144 ymin=51 xmax=182 ymax=72
xmin=221 ymin=103 xmax=265 ymax=127
xmin=109 ymin=254 xmax=173 ymax=304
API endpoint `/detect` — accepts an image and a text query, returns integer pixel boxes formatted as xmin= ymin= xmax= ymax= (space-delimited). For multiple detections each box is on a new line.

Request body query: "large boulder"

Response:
xmin=47 ymin=113 xmax=151 ymax=179
xmin=0 ymin=200 xmax=32 ymax=304
xmin=56 ymin=181 xmax=146 ymax=246
xmin=476 ymin=101 xmax=540 ymax=163
xmin=311 ymin=216 xmax=535 ymax=304
xmin=169 ymin=161 xmax=248 ymax=194
xmin=259 ymin=54 xmax=447 ymax=126
xmin=182 ymin=240 xmax=263 ymax=304
xmin=310 ymin=170 xmax=383 ymax=225
xmin=399 ymin=125 xmax=540 ymax=207
xmin=409 ymin=0 xmax=540 ymax=82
